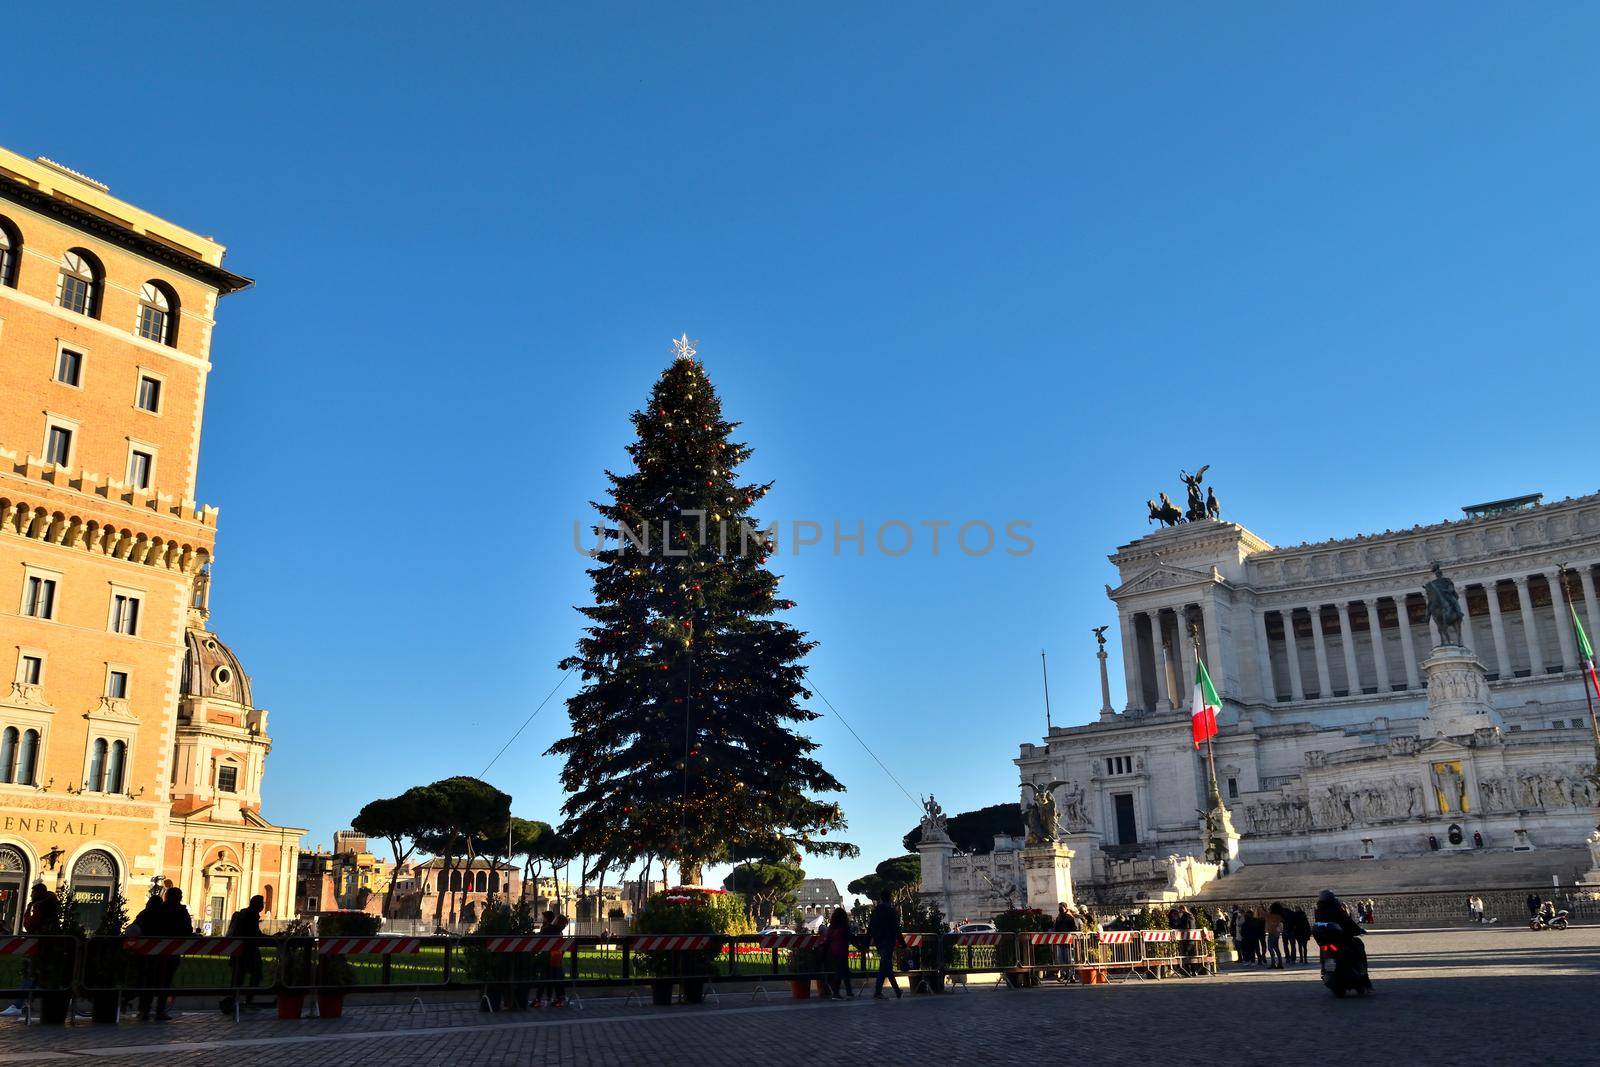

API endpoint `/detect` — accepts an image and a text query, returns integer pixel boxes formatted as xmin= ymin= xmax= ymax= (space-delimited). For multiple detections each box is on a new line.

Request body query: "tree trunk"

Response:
xmin=680 ymin=860 xmax=703 ymax=887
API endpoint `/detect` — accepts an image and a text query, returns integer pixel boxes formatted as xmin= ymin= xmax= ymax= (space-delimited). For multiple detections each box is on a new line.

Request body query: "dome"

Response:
xmin=181 ymin=627 xmax=253 ymax=706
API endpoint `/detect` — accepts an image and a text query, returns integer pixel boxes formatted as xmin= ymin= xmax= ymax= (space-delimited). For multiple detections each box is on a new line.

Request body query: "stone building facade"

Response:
xmin=0 ymin=147 xmax=302 ymax=930
xmin=1012 ymin=491 xmax=1600 ymax=899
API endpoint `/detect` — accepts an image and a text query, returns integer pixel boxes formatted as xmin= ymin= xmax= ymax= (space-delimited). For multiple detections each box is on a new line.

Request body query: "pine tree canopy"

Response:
xmin=549 ymin=351 xmax=852 ymax=877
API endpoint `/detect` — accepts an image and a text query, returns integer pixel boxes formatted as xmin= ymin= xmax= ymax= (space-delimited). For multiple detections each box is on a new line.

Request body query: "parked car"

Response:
xmin=957 ymin=922 xmax=998 ymax=934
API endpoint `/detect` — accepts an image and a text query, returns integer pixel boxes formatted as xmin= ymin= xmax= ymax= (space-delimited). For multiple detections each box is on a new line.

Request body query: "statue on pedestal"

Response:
xmin=1147 ymin=494 xmax=1183 ymax=527
xmin=1179 ymin=465 xmax=1210 ymax=522
xmin=1423 ymin=562 xmax=1464 ymax=646
xmin=1021 ymin=781 xmax=1067 ymax=847
xmin=919 ymin=794 xmax=949 ymax=840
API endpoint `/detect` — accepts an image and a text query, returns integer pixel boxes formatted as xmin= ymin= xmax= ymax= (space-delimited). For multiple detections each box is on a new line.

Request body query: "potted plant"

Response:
xmin=993 ymin=907 xmax=1049 ymax=987
xmin=314 ymin=911 xmax=381 ymax=1018
xmin=463 ymin=897 xmax=538 ymax=1010
xmin=271 ymin=919 xmax=314 ymax=1019
xmin=786 ymin=939 xmax=822 ymax=999
xmin=632 ymin=888 xmax=751 ymax=1005
xmin=82 ymin=885 xmax=128 ymax=1023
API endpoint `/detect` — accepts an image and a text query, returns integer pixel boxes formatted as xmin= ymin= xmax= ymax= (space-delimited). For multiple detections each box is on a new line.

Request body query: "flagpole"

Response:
xmin=1040 ymin=650 xmax=1053 ymax=733
xmin=1558 ymin=564 xmax=1600 ymax=773
xmin=1190 ymin=623 xmax=1224 ymax=810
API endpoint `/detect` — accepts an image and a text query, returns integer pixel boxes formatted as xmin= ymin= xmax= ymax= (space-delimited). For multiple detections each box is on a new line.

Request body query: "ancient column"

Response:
xmin=1097 ymin=638 xmax=1115 ymax=719
xmin=1120 ymin=611 xmax=1143 ymax=713
xmin=1308 ymin=605 xmax=1333 ymax=698
xmin=1255 ymin=608 xmax=1278 ymax=703
xmin=1154 ymin=613 xmax=1176 ymax=711
xmin=1175 ymin=605 xmax=1195 ymax=694
xmin=1336 ymin=602 xmax=1361 ymax=694
xmin=1395 ymin=594 xmax=1421 ymax=689
xmin=1281 ymin=609 xmax=1306 ymax=701
xmin=1515 ymin=576 xmax=1545 ymax=675
xmin=1485 ymin=580 xmax=1512 ymax=679
xmin=1365 ymin=599 xmax=1391 ymax=692
xmin=1457 ymin=586 xmax=1476 ymax=651
xmin=1548 ymin=571 xmax=1578 ymax=671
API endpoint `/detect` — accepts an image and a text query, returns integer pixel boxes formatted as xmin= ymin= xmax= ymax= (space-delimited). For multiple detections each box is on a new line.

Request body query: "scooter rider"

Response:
xmin=1313 ymin=889 xmax=1374 ymax=992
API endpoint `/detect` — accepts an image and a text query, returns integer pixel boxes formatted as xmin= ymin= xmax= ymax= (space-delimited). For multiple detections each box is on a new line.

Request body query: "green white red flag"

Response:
xmin=1191 ymin=658 xmax=1220 ymax=748
xmin=1569 ymin=599 xmax=1600 ymax=705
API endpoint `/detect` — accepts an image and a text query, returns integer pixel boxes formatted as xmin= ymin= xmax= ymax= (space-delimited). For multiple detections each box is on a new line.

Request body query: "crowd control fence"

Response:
xmin=3 ymin=928 xmax=1216 ymax=1023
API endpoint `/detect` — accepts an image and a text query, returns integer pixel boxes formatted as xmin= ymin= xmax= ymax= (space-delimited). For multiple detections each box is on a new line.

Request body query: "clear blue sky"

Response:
xmin=7 ymin=4 xmax=1598 ymax=897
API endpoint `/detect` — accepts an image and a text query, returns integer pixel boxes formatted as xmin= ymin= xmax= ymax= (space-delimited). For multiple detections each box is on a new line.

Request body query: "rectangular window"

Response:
xmin=1572 ymin=718 xmax=1585 ymax=729
xmin=136 ymin=375 xmax=162 ymax=413
xmin=60 ymin=274 xmax=90 ymax=315
xmin=137 ymin=305 xmax=168 ymax=344
xmin=55 ymin=348 xmax=83 ymax=386
xmin=19 ymin=656 xmax=42 ymax=685
xmin=217 ymin=765 xmax=238 ymax=793
xmin=23 ymin=576 xmax=57 ymax=619
xmin=110 ymin=593 xmax=141 ymax=636
xmin=45 ymin=425 xmax=73 ymax=467
xmin=1227 ymin=777 xmax=1238 ymax=800
xmin=106 ymin=670 xmax=128 ymax=698
xmin=127 ymin=449 xmax=153 ymax=489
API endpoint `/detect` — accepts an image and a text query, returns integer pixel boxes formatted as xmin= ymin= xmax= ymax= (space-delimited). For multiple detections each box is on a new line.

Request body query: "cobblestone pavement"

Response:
xmin=0 ymin=925 xmax=1593 ymax=1066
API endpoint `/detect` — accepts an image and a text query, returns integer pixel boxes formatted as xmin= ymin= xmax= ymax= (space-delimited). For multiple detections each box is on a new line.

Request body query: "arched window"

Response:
xmin=0 ymin=217 xmax=19 ymax=288
xmin=16 ymin=731 xmax=38 ymax=787
xmin=106 ymin=740 xmax=127 ymax=794
xmin=489 ymin=872 xmax=499 ymax=894
xmin=87 ymin=738 xmax=107 ymax=792
xmin=136 ymin=282 xmax=178 ymax=346
xmin=475 ymin=870 xmax=487 ymax=893
xmin=436 ymin=871 xmax=447 ymax=892
xmin=0 ymin=728 xmax=16 ymax=784
xmin=57 ymin=249 xmax=103 ymax=317
xmin=449 ymin=869 xmax=461 ymax=891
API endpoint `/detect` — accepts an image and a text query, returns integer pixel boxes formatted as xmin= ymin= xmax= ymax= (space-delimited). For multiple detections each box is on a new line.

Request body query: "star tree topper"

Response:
xmin=671 ymin=333 xmax=700 ymax=361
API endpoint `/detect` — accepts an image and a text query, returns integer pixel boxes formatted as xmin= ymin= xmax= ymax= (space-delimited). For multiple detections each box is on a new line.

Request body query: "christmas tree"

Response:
xmin=549 ymin=338 xmax=853 ymax=885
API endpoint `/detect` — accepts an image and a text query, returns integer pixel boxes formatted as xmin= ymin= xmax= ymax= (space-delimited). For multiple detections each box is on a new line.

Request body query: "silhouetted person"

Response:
xmin=227 ymin=895 xmax=265 ymax=1008
xmin=867 ymin=894 xmax=903 ymax=999
xmin=824 ymin=908 xmax=854 ymax=999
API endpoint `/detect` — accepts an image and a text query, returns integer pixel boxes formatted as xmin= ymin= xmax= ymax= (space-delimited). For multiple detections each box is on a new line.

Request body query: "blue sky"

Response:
xmin=7 ymin=4 xmax=1599 ymax=896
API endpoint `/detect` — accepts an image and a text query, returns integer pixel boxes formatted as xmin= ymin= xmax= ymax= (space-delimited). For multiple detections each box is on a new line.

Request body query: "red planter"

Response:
xmin=316 ymin=992 xmax=346 ymax=1019
xmin=790 ymin=979 xmax=811 ymax=999
xmin=277 ymin=994 xmax=304 ymax=1020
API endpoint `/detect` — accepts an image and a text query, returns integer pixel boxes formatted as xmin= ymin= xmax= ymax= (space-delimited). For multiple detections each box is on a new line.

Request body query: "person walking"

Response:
xmin=867 ymin=893 xmax=903 ymax=1000
xmin=1526 ymin=892 xmax=1541 ymax=919
xmin=1 ymin=885 xmax=60 ymax=1016
xmin=1265 ymin=903 xmax=1285 ymax=969
xmin=824 ymin=908 xmax=854 ymax=1000
xmin=137 ymin=888 xmax=191 ymax=1021
xmin=225 ymin=895 xmax=265 ymax=1011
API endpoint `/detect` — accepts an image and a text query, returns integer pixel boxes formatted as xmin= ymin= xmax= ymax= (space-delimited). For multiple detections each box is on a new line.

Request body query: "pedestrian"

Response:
xmin=224 ymin=895 xmax=265 ymax=1011
xmin=1265 ymin=902 xmax=1285 ymax=969
xmin=867 ymin=893 xmax=903 ymax=1000
xmin=824 ymin=907 xmax=854 ymax=1000
xmin=545 ymin=914 xmax=570 ymax=1008
xmin=1526 ymin=892 xmax=1541 ymax=919
xmin=1238 ymin=908 xmax=1258 ymax=965
xmin=1 ymin=885 xmax=59 ymax=1016
xmin=137 ymin=888 xmax=191 ymax=1021
xmin=1293 ymin=906 xmax=1312 ymax=963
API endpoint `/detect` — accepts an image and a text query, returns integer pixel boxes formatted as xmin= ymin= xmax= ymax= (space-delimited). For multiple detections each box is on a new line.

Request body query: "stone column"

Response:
xmin=1175 ymin=606 xmax=1195 ymax=695
xmin=1280 ymin=609 xmax=1306 ymax=701
xmin=1427 ymin=615 xmax=1441 ymax=648
xmin=1308 ymin=605 xmax=1333 ymax=698
xmin=1336 ymin=602 xmax=1361 ymax=694
xmin=1254 ymin=608 xmax=1278 ymax=702
xmin=1366 ymin=599 xmax=1391 ymax=692
xmin=1097 ymin=642 xmax=1115 ymax=720
xmin=1486 ymin=581 xmax=1512 ymax=679
xmin=1581 ymin=568 xmax=1600 ymax=653
xmin=1120 ymin=611 xmax=1142 ymax=713
xmin=1154 ymin=613 xmax=1176 ymax=712
xmin=1457 ymin=586 xmax=1476 ymax=651
xmin=1548 ymin=571 xmax=1578 ymax=671
xmin=1515 ymin=576 xmax=1545 ymax=675
xmin=1396 ymin=594 xmax=1421 ymax=689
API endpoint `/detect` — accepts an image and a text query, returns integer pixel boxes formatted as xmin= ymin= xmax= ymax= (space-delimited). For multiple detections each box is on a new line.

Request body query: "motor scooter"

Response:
xmin=1312 ymin=921 xmax=1370 ymax=998
xmin=1529 ymin=909 xmax=1570 ymax=931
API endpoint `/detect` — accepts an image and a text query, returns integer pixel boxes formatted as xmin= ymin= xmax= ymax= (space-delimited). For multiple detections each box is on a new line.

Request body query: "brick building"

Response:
xmin=0 ymin=147 xmax=303 ymax=930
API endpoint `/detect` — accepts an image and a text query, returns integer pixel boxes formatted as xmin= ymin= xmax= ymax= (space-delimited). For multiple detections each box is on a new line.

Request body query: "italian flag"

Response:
xmin=1191 ymin=659 xmax=1220 ymax=749
xmin=1570 ymin=599 xmax=1600 ymax=704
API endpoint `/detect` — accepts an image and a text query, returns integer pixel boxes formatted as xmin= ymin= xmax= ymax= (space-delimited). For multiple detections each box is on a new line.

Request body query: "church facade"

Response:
xmin=1007 ymin=489 xmax=1600 ymax=901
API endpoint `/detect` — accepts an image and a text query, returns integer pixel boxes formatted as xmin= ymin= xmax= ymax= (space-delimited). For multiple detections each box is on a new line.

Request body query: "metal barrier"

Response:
xmin=5 ymin=927 xmax=1216 ymax=1024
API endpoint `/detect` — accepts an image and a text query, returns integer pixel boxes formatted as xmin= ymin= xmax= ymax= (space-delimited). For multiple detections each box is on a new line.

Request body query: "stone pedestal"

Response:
xmin=1421 ymin=644 xmax=1501 ymax=736
xmin=1022 ymin=842 xmax=1076 ymax=911
xmin=916 ymin=834 xmax=955 ymax=920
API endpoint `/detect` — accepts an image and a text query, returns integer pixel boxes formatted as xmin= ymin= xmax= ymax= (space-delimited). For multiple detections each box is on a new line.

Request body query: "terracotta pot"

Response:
xmin=789 ymin=979 xmax=811 ymax=999
xmin=38 ymin=992 xmax=70 ymax=1026
xmin=316 ymin=991 xmax=345 ymax=1019
xmin=276 ymin=993 xmax=305 ymax=1020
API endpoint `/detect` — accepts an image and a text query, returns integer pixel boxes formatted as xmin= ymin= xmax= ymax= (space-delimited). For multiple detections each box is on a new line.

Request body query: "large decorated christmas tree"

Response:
xmin=550 ymin=338 xmax=851 ymax=885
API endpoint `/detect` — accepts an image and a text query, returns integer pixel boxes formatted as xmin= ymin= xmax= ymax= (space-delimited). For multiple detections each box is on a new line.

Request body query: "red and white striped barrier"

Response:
xmin=950 ymin=932 xmax=1001 ymax=946
xmin=901 ymin=934 xmax=927 ymax=947
xmin=1142 ymin=931 xmax=1174 ymax=942
xmin=756 ymin=933 xmax=820 ymax=949
xmin=478 ymin=936 xmax=573 ymax=953
xmin=318 ymin=937 xmax=421 ymax=956
xmin=1028 ymin=932 xmax=1087 ymax=945
xmin=0 ymin=937 xmax=38 ymax=956
xmin=122 ymin=937 xmax=240 ymax=957
xmin=632 ymin=935 xmax=711 ymax=951
xmin=1097 ymin=932 xmax=1135 ymax=944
